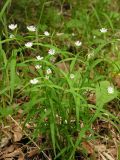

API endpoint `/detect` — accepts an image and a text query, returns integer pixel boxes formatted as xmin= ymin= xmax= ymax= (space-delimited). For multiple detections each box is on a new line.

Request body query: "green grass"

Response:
xmin=0 ymin=0 xmax=120 ymax=159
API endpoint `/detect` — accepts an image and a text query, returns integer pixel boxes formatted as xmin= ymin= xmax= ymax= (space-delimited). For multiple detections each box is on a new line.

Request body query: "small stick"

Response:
xmin=8 ymin=115 xmax=51 ymax=160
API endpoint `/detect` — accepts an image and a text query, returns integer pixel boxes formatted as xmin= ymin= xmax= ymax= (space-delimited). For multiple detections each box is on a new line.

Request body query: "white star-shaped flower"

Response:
xmin=9 ymin=34 xmax=15 ymax=38
xmin=107 ymin=86 xmax=114 ymax=94
xmin=30 ymin=78 xmax=39 ymax=84
xmin=8 ymin=24 xmax=17 ymax=30
xmin=72 ymin=33 xmax=75 ymax=36
xmin=35 ymin=65 xmax=42 ymax=69
xmin=70 ymin=74 xmax=75 ymax=79
xmin=44 ymin=31 xmax=50 ymax=36
xmin=36 ymin=55 xmax=43 ymax=61
xmin=48 ymin=49 xmax=55 ymax=55
xmin=27 ymin=25 xmax=36 ymax=32
xmin=75 ymin=41 xmax=82 ymax=47
xmin=46 ymin=68 xmax=52 ymax=74
xmin=100 ymin=28 xmax=107 ymax=33
xmin=25 ymin=42 xmax=33 ymax=48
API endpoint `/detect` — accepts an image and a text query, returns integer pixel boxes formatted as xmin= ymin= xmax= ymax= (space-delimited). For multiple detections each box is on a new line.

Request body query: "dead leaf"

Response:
xmin=87 ymin=93 xmax=96 ymax=105
xmin=99 ymin=152 xmax=107 ymax=160
xmin=4 ymin=145 xmax=15 ymax=153
xmin=28 ymin=148 xmax=39 ymax=158
xmin=56 ymin=62 xmax=69 ymax=72
xmin=0 ymin=137 xmax=10 ymax=148
xmin=0 ymin=148 xmax=23 ymax=159
xmin=82 ymin=141 xmax=94 ymax=154
xmin=94 ymin=144 xmax=106 ymax=152
xmin=103 ymin=152 xmax=114 ymax=160
xmin=113 ymin=74 xmax=120 ymax=88
xmin=18 ymin=153 xmax=24 ymax=160
xmin=107 ymin=148 xmax=117 ymax=158
xmin=12 ymin=125 xmax=23 ymax=142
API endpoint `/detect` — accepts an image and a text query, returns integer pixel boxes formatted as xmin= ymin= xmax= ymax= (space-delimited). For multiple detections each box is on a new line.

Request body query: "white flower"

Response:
xmin=30 ymin=78 xmax=39 ymax=84
xmin=25 ymin=42 xmax=33 ymax=48
xmin=27 ymin=25 xmax=36 ymax=32
xmin=46 ymin=68 xmax=52 ymax=74
xmin=8 ymin=24 xmax=17 ymax=30
xmin=48 ymin=49 xmax=55 ymax=55
xmin=75 ymin=40 xmax=82 ymax=47
xmin=107 ymin=86 xmax=114 ymax=94
xmin=70 ymin=74 xmax=75 ymax=79
xmin=44 ymin=31 xmax=50 ymax=36
xmin=93 ymin=35 xmax=96 ymax=39
xmin=9 ymin=34 xmax=15 ymax=38
xmin=100 ymin=28 xmax=107 ymax=33
xmin=36 ymin=55 xmax=43 ymax=61
xmin=35 ymin=65 xmax=42 ymax=69
xmin=72 ymin=33 xmax=75 ymax=36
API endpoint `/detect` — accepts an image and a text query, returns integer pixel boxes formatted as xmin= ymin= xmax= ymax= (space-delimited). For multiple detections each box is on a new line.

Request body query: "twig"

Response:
xmin=8 ymin=115 xmax=51 ymax=160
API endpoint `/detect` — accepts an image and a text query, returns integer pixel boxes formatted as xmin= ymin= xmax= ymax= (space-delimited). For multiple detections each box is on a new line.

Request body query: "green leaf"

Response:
xmin=10 ymin=58 xmax=16 ymax=102
xmin=96 ymin=81 xmax=118 ymax=106
xmin=0 ymin=107 xmax=13 ymax=117
xmin=50 ymin=118 xmax=56 ymax=155
xmin=0 ymin=0 xmax=11 ymax=20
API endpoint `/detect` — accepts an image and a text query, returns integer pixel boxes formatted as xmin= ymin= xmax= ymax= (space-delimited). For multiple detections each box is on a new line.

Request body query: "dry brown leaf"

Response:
xmin=0 ymin=144 xmax=24 ymax=160
xmin=107 ymin=148 xmax=117 ymax=157
xmin=82 ymin=141 xmax=94 ymax=154
xmin=113 ymin=74 xmax=120 ymax=88
xmin=18 ymin=153 xmax=24 ymax=160
xmin=94 ymin=144 xmax=106 ymax=152
xmin=28 ymin=148 xmax=39 ymax=158
xmin=0 ymin=149 xmax=20 ymax=160
xmin=0 ymin=137 xmax=10 ymax=148
xmin=99 ymin=152 xmax=107 ymax=160
xmin=0 ymin=148 xmax=22 ymax=159
xmin=103 ymin=152 xmax=114 ymax=160
xmin=12 ymin=125 xmax=23 ymax=142
xmin=87 ymin=93 xmax=96 ymax=105
xmin=4 ymin=145 xmax=15 ymax=154
xmin=56 ymin=62 xmax=69 ymax=72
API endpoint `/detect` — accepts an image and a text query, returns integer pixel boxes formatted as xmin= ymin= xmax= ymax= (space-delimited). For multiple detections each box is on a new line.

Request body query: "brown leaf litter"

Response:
xmin=0 ymin=109 xmax=119 ymax=160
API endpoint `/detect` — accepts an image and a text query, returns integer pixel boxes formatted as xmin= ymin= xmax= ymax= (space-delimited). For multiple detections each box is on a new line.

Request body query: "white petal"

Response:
xmin=9 ymin=34 xmax=15 ymax=38
xmin=100 ymin=28 xmax=107 ymax=33
xmin=46 ymin=68 xmax=52 ymax=74
xmin=8 ymin=24 xmax=17 ymax=30
xmin=30 ymin=78 xmax=38 ymax=84
xmin=27 ymin=25 xmax=36 ymax=32
xmin=48 ymin=49 xmax=55 ymax=55
xmin=70 ymin=74 xmax=75 ymax=79
xmin=75 ymin=41 xmax=82 ymax=47
xmin=35 ymin=65 xmax=42 ymax=69
xmin=44 ymin=31 xmax=50 ymax=36
xmin=107 ymin=86 xmax=114 ymax=94
xmin=25 ymin=42 xmax=33 ymax=48
xmin=36 ymin=56 xmax=43 ymax=61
